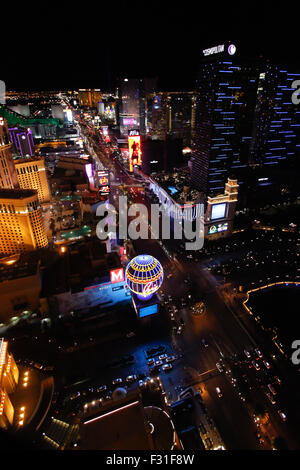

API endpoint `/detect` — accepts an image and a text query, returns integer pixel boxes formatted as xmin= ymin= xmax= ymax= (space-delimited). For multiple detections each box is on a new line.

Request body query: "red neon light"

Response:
xmin=110 ymin=268 xmax=124 ymax=284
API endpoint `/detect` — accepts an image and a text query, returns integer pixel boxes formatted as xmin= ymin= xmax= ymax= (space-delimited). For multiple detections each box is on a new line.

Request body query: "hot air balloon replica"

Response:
xmin=125 ymin=254 xmax=164 ymax=299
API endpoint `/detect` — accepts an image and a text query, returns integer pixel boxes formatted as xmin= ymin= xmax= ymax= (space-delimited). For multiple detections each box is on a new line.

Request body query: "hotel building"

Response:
xmin=0 ymin=338 xmax=19 ymax=429
xmin=15 ymin=157 xmax=51 ymax=203
xmin=0 ymin=189 xmax=48 ymax=255
xmin=190 ymin=42 xmax=259 ymax=195
xmin=78 ymin=89 xmax=102 ymax=108
xmin=8 ymin=126 xmax=35 ymax=157
xmin=0 ymin=117 xmax=19 ymax=189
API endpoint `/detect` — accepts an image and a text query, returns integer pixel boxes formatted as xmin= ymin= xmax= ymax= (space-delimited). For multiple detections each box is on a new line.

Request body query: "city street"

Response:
xmin=62 ymin=118 xmax=299 ymax=449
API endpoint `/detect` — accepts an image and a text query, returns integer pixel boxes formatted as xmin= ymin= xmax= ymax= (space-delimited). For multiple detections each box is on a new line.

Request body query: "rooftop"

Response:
xmin=151 ymin=168 xmax=201 ymax=205
xmin=80 ymin=392 xmax=153 ymax=450
xmin=0 ymin=189 xmax=37 ymax=200
xmin=0 ymin=251 xmax=39 ymax=282
xmin=14 ymin=157 xmax=42 ymax=165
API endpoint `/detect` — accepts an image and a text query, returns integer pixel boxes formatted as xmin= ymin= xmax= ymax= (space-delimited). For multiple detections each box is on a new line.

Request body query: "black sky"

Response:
xmin=2 ymin=1 xmax=299 ymax=92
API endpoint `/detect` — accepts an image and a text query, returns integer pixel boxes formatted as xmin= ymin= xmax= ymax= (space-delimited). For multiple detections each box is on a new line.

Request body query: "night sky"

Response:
xmin=2 ymin=2 xmax=299 ymax=92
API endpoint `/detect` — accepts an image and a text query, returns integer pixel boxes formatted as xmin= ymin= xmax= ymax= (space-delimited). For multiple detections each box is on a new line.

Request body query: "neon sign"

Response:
xmin=110 ymin=268 xmax=124 ymax=284
xmin=203 ymin=44 xmax=224 ymax=56
xmin=128 ymin=130 xmax=142 ymax=172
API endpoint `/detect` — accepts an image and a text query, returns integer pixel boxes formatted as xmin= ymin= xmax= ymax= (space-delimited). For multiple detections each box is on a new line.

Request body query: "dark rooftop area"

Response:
xmin=0 ymin=188 xmax=37 ymax=199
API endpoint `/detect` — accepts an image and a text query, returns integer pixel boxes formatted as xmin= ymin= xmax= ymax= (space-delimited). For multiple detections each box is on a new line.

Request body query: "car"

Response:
xmin=126 ymin=375 xmax=137 ymax=383
xmin=177 ymin=326 xmax=183 ymax=335
xmin=266 ymin=392 xmax=276 ymax=404
xmin=201 ymin=338 xmax=208 ymax=348
xmin=97 ymin=385 xmax=107 ymax=393
xmin=274 ymin=376 xmax=282 ymax=385
xmin=158 ymin=354 xmax=168 ymax=361
xmin=263 ymin=360 xmax=271 ymax=369
xmin=138 ymin=380 xmax=144 ymax=388
xmin=255 ymin=348 xmax=263 ymax=358
xmin=155 ymin=360 xmax=163 ymax=366
xmin=166 ymin=356 xmax=176 ymax=363
xmin=216 ymin=387 xmax=223 ymax=398
xmin=216 ymin=362 xmax=223 ymax=373
xmin=162 ymin=364 xmax=173 ymax=372
xmin=252 ymin=361 xmax=260 ymax=371
xmin=112 ymin=378 xmax=122 ymax=385
xmin=147 ymin=358 xmax=155 ymax=366
xmin=267 ymin=384 xmax=277 ymax=396
xmin=126 ymin=331 xmax=135 ymax=338
xmin=244 ymin=350 xmax=251 ymax=359
xmin=278 ymin=410 xmax=287 ymax=421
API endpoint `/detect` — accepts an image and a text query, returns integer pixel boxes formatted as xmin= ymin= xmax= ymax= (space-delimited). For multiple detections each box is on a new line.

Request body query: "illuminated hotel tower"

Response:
xmin=250 ymin=65 xmax=300 ymax=165
xmin=8 ymin=126 xmax=35 ymax=157
xmin=0 ymin=117 xmax=19 ymax=189
xmin=0 ymin=189 xmax=48 ymax=255
xmin=0 ymin=338 xmax=19 ymax=429
xmin=15 ymin=157 xmax=51 ymax=203
xmin=190 ymin=42 xmax=259 ymax=195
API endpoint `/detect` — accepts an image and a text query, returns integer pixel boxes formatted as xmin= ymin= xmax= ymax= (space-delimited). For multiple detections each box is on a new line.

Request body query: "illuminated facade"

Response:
xmin=250 ymin=66 xmax=300 ymax=165
xmin=0 ymin=189 xmax=48 ymax=255
xmin=128 ymin=130 xmax=142 ymax=172
xmin=0 ymin=338 xmax=19 ymax=429
xmin=15 ymin=157 xmax=51 ymax=203
xmin=78 ymin=89 xmax=102 ymax=108
xmin=8 ymin=126 xmax=35 ymax=157
xmin=150 ymin=92 xmax=194 ymax=146
xmin=118 ymin=79 xmax=146 ymax=136
xmin=125 ymin=255 xmax=164 ymax=300
xmin=190 ymin=43 xmax=259 ymax=195
xmin=0 ymin=117 xmax=19 ymax=189
xmin=204 ymin=178 xmax=239 ymax=238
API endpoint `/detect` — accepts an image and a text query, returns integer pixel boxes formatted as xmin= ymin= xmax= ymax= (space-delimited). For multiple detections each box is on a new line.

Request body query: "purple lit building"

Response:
xmin=8 ymin=126 xmax=35 ymax=157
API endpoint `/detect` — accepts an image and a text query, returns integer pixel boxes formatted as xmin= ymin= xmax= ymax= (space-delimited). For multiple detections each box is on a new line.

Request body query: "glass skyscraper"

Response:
xmin=250 ymin=66 xmax=300 ymax=166
xmin=190 ymin=43 xmax=259 ymax=195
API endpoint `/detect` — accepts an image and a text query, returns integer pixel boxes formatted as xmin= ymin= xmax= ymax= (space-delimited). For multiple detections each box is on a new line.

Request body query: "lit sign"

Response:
xmin=97 ymin=170 xmax=110 ymax=194
xmin=211 ymin=203 xmax=227 ymax=220
xmin=123 ymin=117 xmax=135 ymax=126
xmin=85 ymin=163 xmax=93 ymax=179
xmin=208 ymin=223 xmax=228 ymax=234
xmin=110 ymin=268 xmax=124 ymax=284
xmin=228 ymin=44 xmax=236 ymax=55
xmin=128 ymin=129 xmax=140 ymax=136
xmin=139 ymin=303 xmax=158 ymax=318
xmin=128 ymin=130 xmax=142 ymax=172
xmin=203 ymin=44 xmax=224 ymax=56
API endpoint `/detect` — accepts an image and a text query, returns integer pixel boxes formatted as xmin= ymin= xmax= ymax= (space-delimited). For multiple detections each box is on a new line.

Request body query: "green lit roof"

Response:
xmin=0 ymin=105 xmax=62 ymax=127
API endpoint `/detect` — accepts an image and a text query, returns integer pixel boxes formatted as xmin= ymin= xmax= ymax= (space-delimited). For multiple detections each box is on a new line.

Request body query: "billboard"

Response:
xmin=97 ymin=169 xmax=110 ymax=194
xmin=211 ymin=203 xmax=227 ymax=220
xmin=123 ymin=117 xmax=135 ymax=126
xmin=110 ymin=268 xmax=124 ymax=284
xmin=128 ymin=129 xmax=142 ymax=172
xmin=208 ymin=223 xmax=228 ymax=235
xmin=139 ymin=303 xmax=158 ymax=318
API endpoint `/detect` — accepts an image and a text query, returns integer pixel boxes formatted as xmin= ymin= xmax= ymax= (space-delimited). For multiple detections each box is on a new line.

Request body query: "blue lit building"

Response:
xmin=250 ymin=66 xmax=300 ymax=166
xmin=190 ymin=42 xmax=260 ymax=196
